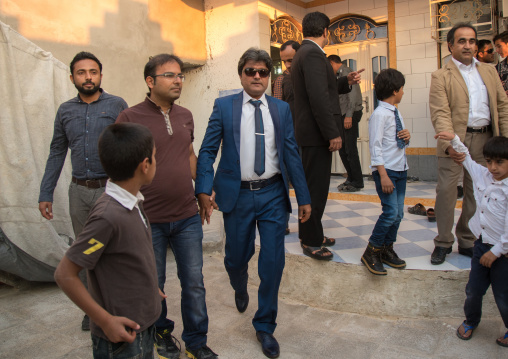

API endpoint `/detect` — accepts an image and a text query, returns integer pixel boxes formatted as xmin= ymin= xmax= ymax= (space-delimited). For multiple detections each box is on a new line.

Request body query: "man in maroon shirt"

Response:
xmin=116 ymin=54 xmax=217 ymax=359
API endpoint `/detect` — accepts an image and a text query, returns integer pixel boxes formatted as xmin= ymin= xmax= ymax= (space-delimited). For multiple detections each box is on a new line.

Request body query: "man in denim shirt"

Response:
xmin=38 ymin=51 xmax=127 ymax=330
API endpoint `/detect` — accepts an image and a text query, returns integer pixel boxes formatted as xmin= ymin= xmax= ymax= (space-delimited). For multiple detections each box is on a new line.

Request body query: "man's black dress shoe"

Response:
xmin=235 ymin=291 xmax=249 ymax=313
xmin=431 ymin=246 xmax=452 ymax=265
xmin=458 ymin=246 xmax=473 ymax=258
xmin=256 ymin=331 xmax=280 ymax=358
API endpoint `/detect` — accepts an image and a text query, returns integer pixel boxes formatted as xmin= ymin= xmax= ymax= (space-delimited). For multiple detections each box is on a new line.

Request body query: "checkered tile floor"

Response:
xmin=256 ymin=176 xmax=472 ymax=271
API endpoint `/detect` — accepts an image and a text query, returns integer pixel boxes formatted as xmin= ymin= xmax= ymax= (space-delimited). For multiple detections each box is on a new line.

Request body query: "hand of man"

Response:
xmin=397 ymin=129 xmax=411 ymax=143
xmin=347 ymin=68 xmax=365 ymax=85
xmin=102 ymin=316 xmax=140 ymax=343
xmin=329 ymin=136 xmax=342 ymax=152
xmin=39 ymin=202 xmax=53 ymax=220
xmin=158 ymin=288 xmax=167 ymax=300
xmin=447 ymin=146 xmax=466 ymax=165
xmin=344 ymin=117 xmax=352 ymax=130
xmin=380 ymin=174 xmax=394 ymax=194
xmin=197 ymin=193 xmax=217 ymax=225
xmin=479 ymin=251 xmax=497 ymax=268
xmin=298 ymin=204 xmax=311 ymax=223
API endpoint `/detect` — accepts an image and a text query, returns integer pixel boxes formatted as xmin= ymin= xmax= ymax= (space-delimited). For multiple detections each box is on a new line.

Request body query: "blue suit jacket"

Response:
xmin=195 ymin=91 xmax=311 ymax=214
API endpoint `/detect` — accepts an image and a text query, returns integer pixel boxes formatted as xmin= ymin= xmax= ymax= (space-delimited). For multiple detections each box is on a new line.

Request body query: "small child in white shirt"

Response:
xmin=361 ymin=69 xmax=411 ymax=276
xmin=435 ymin=131 xmax=508 ymax=348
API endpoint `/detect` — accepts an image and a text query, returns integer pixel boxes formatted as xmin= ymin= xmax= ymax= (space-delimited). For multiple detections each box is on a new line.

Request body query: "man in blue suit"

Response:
xmin=195 ymin=48 xmax=311 ymax=359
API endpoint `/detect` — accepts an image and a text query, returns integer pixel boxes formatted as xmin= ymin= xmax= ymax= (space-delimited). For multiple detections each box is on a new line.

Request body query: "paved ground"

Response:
xmin=0 ymin=252 xmax=505 ymax=359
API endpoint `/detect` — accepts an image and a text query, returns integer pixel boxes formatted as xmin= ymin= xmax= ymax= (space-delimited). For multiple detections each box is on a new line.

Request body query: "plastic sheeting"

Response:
xmin=0 ymin=21 xmax=76 ymax=281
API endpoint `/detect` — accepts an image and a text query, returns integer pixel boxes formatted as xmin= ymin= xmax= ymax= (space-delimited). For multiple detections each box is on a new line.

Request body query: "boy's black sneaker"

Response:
xmin=156 ymin=329 xmax=181 ymax=359
xmin=185 ymin=345 xmax=218 ymax=359
xmin=381 ymin=244 xmax=406 ymax=269
xmin=361 ymin=243 xmax=387 ymax=275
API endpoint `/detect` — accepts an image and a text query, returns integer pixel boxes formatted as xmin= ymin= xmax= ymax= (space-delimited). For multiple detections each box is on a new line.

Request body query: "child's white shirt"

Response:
xmin=368 ymin=101 xmax=408 ymax=172
xmin=450 ymin=135 xmax=508 ymax=257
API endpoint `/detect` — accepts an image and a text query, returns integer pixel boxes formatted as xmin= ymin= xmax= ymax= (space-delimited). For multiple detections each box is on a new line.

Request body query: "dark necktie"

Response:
xmin=249 ymin=100 xmax=265 ymax=176
xmin=394 ymin=108 xmax=405 ymax=149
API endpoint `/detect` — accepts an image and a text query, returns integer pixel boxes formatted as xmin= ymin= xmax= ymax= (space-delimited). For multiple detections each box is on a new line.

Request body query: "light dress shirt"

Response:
xmin=451 ymin=57 xmax=490 ymax=127
xmin=450 ymin=135 xmax=508 ymax=257
xmin=368 ymin=101 xmax=408 ymax=172
xmin=240 ymin=91 xmax=280 ymax=181
xmin=105 ymin=180 xmax=148 ymax=227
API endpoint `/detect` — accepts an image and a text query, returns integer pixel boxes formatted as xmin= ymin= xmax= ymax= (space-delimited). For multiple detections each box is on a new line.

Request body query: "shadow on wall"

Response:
xmin=0 ymin=0 xmax=184 ymax=106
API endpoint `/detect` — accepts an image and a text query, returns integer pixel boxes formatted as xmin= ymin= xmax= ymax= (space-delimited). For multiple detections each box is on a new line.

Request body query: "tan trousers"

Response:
xmin=434 ymin=131 xmax=491 ymax=249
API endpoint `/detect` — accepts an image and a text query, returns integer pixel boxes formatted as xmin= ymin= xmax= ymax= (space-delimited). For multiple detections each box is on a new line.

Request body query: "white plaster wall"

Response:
xmin=178 ymin=0 xmax=261 ymax=152
xmin=395 ymin=0 xmax=437 ymax=148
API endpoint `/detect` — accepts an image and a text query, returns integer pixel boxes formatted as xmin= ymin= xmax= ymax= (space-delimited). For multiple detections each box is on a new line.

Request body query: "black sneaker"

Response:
xmin=185 ymin=345 xmax=218 ymax=359
xmin=81 ymin=314 xmax=90 ymax=331
xmin=156 ymin=329 xmax=181 ymax=359
xmin=381 ymin=244 xmax=406 ymax=269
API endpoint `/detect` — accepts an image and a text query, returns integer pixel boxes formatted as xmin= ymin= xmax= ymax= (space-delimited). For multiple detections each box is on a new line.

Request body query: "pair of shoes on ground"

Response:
xmin=431 ymin=245 xmax=473 ymax=265
xmin=337 ymin=181 xmax=363 ymax=192
xmin=256 ymin=331 xmax=280 ymax=358
xmin=156 ymin=329 xmax=217 ymax=359
xmin=456 ymin=322 xmax=508 ymax=347
xmin=407 ymin=203 xmax=435 ymax=222
xmin=361 ymin=243 xmax=406 ymax=275
xmin=300 ymin=236 xmax=336 ymax=261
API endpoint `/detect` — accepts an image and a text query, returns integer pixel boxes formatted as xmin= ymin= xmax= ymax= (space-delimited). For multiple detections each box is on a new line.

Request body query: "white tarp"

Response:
xmin=0 ymin=21 xmax=75 ymax=280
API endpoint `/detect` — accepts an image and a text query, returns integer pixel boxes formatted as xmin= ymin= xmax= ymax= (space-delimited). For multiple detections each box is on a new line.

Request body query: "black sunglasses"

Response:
xmin=482 ymin=48 xmax=494 ymax=54
xmin=244 ymin=68 xmax=270 ymax=78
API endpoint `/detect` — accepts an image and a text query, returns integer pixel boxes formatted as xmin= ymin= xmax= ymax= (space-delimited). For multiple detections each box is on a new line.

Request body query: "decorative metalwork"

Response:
xmin=270 ymin=18 xmax=302 ymax=45
xmin=334 ymin=19 xmax=361 ymax=43
xmin=327 ymin=17 xmax=387 ymax=46
xmin=429 ymin=0 xmax=494 ymax=42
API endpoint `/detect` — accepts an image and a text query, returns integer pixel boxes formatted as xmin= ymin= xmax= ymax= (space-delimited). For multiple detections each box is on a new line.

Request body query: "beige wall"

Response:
xmin=0 ymin=0 xmax=206 ymax=106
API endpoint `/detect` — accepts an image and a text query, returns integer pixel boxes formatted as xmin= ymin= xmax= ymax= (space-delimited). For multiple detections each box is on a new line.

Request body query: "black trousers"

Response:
xmin=338 ymin=110 xmax=364 ymax=188
xmin=298 ymin=145 xmax=332 ymax=247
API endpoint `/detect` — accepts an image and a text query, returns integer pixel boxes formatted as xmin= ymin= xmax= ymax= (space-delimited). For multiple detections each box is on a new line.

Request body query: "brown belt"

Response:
xmin=72 ymin=176 xmax=108 ymax=189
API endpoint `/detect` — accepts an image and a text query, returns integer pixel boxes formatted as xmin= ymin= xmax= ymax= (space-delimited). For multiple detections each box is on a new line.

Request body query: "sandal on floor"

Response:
xmin=427 ymin=208 xmax=436 ymax=222
xmin=456 ymin=321 xmax=476 ymax=340
xmin=323 ymin=236 xmax=336 ymax=247
xmin=496 ymin=331 xmax=508 ymax=347
xmin=408 ymin=203 xmax=426 ymax=216
xmin=302 ymin=245 xmax=333 ymax=261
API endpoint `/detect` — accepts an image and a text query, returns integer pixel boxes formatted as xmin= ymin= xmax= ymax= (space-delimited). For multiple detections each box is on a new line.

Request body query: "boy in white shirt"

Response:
xmin=435 ymin=131 xmax=508 ymax=348
xmin=362 ymin=69 xmax=411 ymax=275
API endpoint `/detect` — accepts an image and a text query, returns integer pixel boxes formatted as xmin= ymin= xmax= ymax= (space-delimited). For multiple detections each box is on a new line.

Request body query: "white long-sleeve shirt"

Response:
xmin=368 ymin=101 xmax=408 ymax=172
xmin=450 ymin=135 xmax=508 ymax=257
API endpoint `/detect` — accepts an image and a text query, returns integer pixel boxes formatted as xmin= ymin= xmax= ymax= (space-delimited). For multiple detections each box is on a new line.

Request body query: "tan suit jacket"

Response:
xmin=429 ymin=59 xmax=508 ymax=156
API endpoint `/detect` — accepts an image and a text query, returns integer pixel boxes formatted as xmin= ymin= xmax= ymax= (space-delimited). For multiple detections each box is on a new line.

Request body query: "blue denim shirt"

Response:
xmin=39 ymin=90 xmax=128 ymax=202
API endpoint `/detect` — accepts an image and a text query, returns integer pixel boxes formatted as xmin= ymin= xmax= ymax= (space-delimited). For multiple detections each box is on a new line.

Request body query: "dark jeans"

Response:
xmin=338 ymin=111 xmax=364 ymax=188
xmin=464 ymin=239 xmax=508 ymax=328
xmin=151 ymin=213 xmax=208 ymax=350
xmin=369 ymin=169 xmax=407 ymax=247
xmin=92 ymin=324 xmax=155 ymax=359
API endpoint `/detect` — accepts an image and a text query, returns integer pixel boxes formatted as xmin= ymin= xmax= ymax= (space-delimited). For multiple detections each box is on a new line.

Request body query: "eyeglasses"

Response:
xmin=482 ymin=48 xmax=494 ymax=54
xmin=153 ymin=72 xmax=185 ymax=82
xmin=243 ymin=68 xmax=270 ymax=78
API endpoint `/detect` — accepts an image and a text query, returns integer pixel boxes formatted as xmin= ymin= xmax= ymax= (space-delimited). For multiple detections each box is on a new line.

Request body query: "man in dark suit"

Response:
xmin=195 ymin=48 xmax=311 ymax=358
xmin=291 ymin=12 xmax=363 ymax=260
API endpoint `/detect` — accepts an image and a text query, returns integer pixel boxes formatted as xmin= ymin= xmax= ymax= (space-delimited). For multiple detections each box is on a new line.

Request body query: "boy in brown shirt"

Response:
xmin=55 ymin=123 xmax=163 ymax=358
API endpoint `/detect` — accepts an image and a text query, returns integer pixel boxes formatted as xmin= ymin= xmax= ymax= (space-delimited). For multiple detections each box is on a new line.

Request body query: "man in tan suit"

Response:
xmin=430 ymin=23 xmax=508 ymax=265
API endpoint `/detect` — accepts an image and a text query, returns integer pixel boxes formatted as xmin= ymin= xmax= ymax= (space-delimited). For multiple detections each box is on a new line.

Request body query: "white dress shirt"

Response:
xmin=368 ymin=101 xmax=408 ymax=172
xmin=450 ymin=135 xmax=508 ymax=257
xmin=451 ymin=57 xmax=491 ymax=127
xmin=105 ymin=180 xmax=148 ymax=227
xmin=240 ymin=91 xmax=280 ymax=181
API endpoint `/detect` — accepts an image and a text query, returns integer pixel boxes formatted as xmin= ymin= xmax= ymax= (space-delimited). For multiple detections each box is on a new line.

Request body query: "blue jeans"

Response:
xmin=151 ymin=213 xmax=208 ymax=350
xmin=464 ymin=239 xmax=508 ymax=328
xmin=92 ymin=325 xmax=155 ymax=359
xmin=369 ymin=169 xmax=407 ymax=247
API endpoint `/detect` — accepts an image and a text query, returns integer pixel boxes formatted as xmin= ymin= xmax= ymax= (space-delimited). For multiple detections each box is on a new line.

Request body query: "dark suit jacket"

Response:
xmin=195 ymin=92 xmax=311 ymax=214
xmin=291 ymin=39 xmax=351 ymax=146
